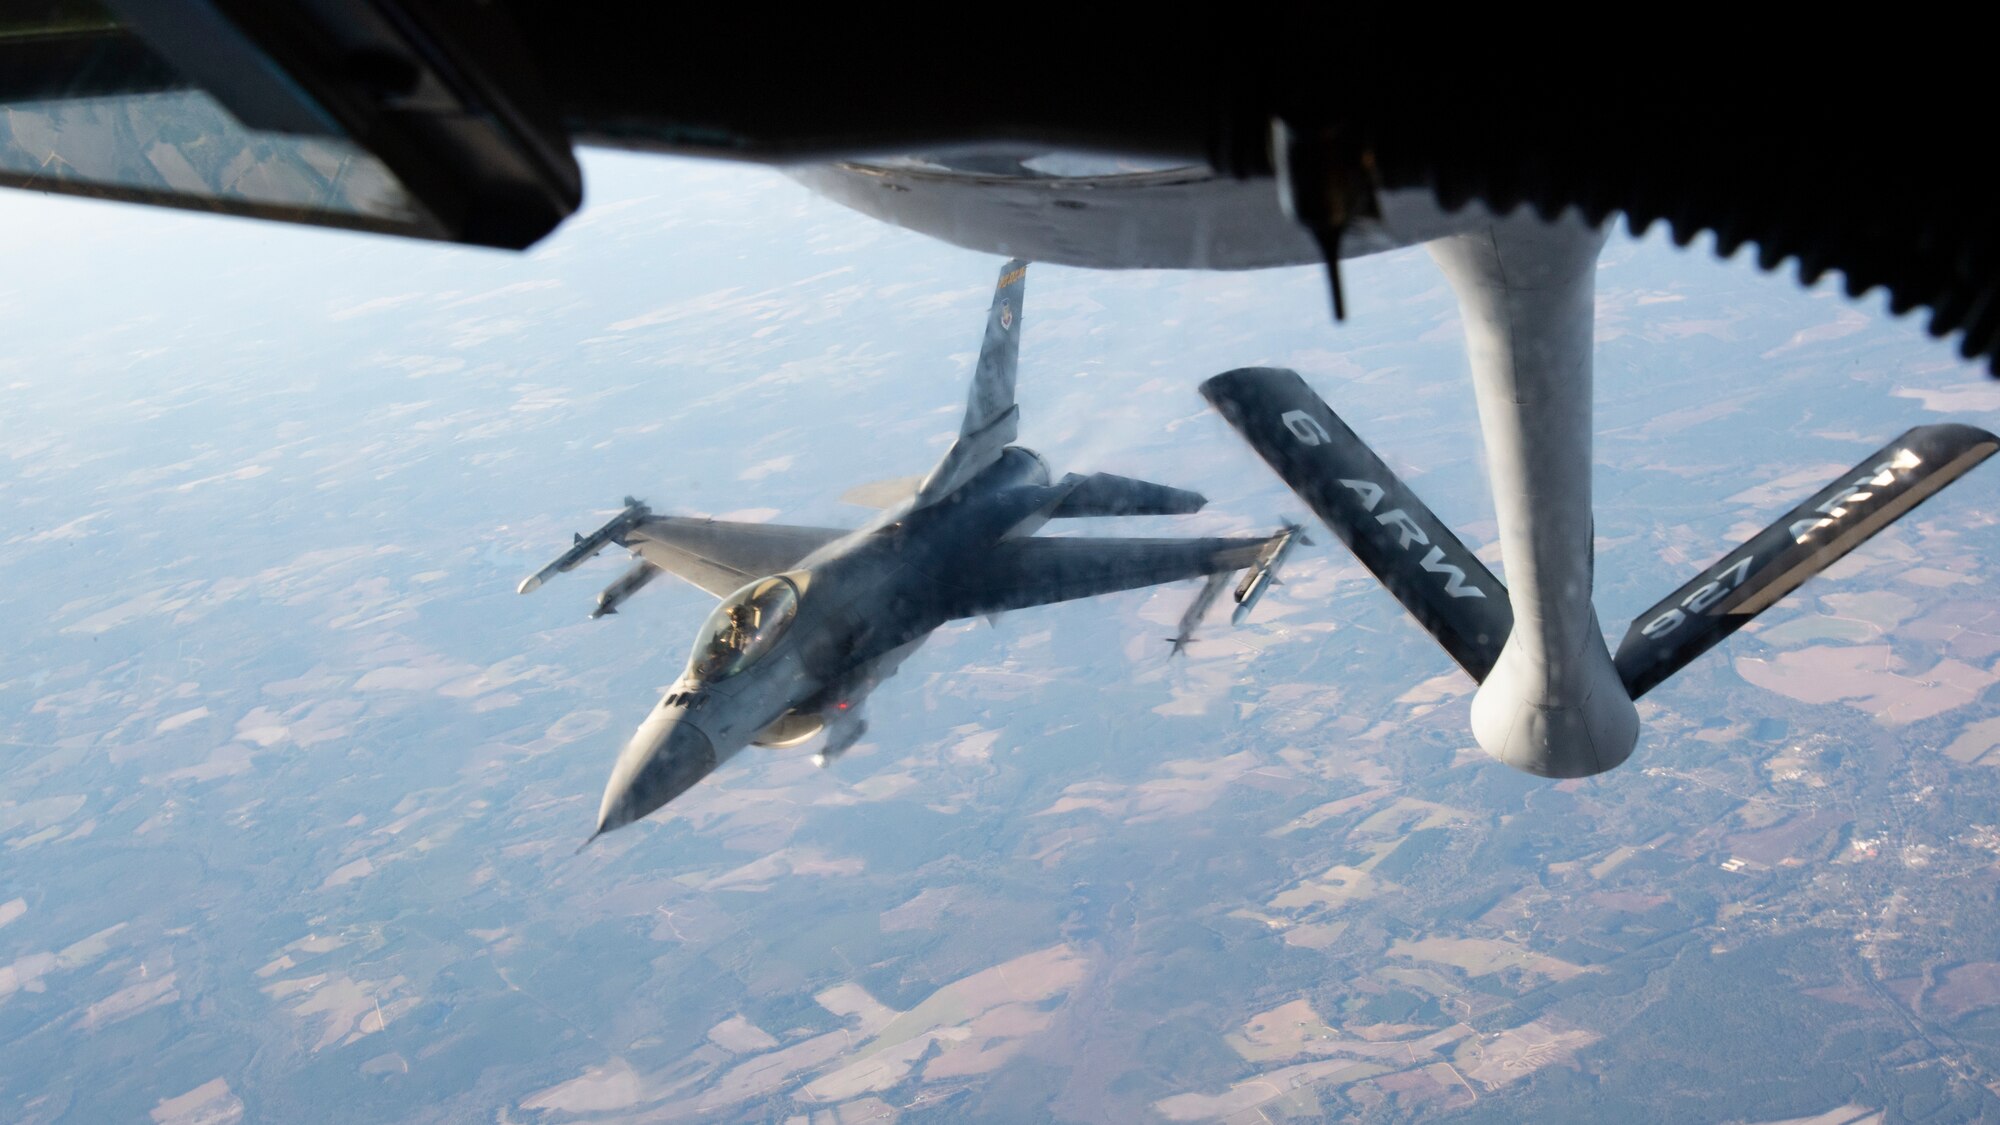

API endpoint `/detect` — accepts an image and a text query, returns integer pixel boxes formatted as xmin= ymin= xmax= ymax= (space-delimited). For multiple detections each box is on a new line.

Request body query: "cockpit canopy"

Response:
xmin=689 ymin=576 xmax=800 ymax=681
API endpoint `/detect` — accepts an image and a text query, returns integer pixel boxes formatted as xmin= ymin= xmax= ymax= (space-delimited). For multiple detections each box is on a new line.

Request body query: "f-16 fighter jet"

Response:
xmin=522 ymin=260 xmax=1297 ymax=842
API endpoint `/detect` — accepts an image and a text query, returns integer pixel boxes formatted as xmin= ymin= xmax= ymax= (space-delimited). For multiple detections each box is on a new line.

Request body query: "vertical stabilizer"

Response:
xmin=916 ymin=259 xmax=1029 ymax=505
xmin=963 ymin=258 xmax=1028 ymax=443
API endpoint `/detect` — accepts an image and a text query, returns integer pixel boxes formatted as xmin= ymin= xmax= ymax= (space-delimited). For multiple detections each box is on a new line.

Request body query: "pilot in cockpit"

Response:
xmin=719 ymin=602 xmax=762 ymax=651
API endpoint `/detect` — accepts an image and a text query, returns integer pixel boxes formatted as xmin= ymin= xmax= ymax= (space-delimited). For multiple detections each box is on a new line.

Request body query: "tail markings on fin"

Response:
xmin=964 ymin=259 xmax=1027 ymax=442
xmin=916 ymin=258 xmax=1030 ymax=506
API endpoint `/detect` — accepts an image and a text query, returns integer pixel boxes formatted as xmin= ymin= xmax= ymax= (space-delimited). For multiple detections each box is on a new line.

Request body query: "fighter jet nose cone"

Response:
xmin=595 ymin=720 xmax=718 ymax=835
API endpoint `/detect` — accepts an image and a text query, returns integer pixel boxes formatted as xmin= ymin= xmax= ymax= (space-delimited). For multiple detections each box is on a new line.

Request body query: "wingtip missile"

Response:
xmin=518 ymin=497 xmax=652 ymax=596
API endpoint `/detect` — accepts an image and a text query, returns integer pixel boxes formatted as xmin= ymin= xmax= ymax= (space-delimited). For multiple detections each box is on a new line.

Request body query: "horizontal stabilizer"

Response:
xmin=1616 ymin=423 xmax=1999 ymax=698
xmin=1049 ymin=473 xmax=1207 ymax=518
xmin=1201 ymin=366 xmax=1513 ymax=681
xmin=937 ymin=533 xmax=1273 ymax=620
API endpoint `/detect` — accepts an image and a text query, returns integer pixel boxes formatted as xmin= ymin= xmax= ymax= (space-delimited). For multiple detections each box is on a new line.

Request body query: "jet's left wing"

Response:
xmin=624 ymin=518 xmax=848 ymax=597
xmin=934 ymin=535 xmax=1273 ymax=618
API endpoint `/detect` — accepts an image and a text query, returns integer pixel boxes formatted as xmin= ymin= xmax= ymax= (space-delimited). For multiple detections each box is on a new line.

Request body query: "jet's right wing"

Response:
xmin=624 ymin=517 xmax=848 ymax=597
xmin=933 ymin=534 xmax=1273 ymax=619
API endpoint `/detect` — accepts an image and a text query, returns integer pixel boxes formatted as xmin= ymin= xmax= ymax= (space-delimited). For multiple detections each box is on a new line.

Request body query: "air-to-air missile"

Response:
xmin=1231 ymin=523 xmax=1308 ymax=625
xmin=590 ymin=559 xmax=660 ymax=619
xmin=1167 ymin=571 xmax=1232 ymax=654
xmin=517 ymin=496 xmax=650 ymax=595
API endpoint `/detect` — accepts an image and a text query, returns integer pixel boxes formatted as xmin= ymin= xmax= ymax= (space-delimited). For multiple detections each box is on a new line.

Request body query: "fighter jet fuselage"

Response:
xmin=597 ymin=446 xmax=1060 ymax=832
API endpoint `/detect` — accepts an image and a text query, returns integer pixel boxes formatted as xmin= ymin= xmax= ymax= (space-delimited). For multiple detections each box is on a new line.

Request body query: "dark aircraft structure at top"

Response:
xmin=519 ymin=260 xmax=1298 ymax=840
xmin=0 ymin=6 xmax=1991 ymax=375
